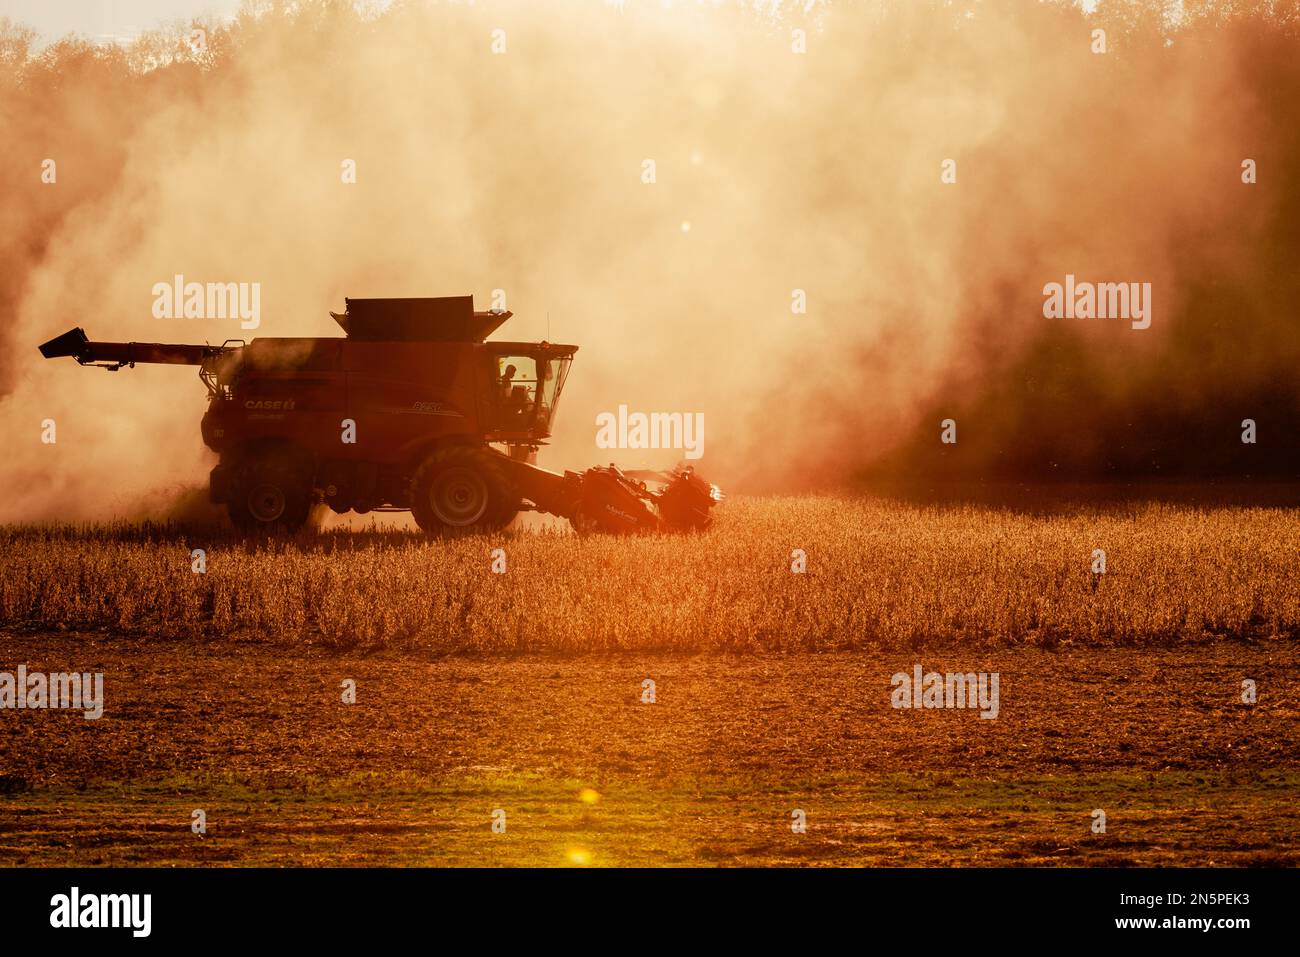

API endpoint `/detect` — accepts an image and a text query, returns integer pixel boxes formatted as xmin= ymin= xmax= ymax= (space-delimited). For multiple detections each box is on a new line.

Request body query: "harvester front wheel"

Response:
xmin=227 ymin=451 xmax=314 ymax=534
xmin=410 ymin=446 xmax=515 ymax=535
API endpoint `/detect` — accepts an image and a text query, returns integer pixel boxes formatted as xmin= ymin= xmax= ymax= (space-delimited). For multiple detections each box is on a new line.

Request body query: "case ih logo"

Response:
xmin=244 ymin=399 xmax=295 ymax=411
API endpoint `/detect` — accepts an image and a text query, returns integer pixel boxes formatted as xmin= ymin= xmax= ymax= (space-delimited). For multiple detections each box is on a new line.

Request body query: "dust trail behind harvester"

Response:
xmin=1 ymin=0 xmax=1297 ymax=523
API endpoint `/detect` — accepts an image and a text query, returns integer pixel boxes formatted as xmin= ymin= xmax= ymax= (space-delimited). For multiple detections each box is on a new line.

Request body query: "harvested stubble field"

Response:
xmin=0 ymin=637 xmax=1296 ymax=866
xmin=0 ymin=494 xmax=1297 ymax=866
xmin=2 ymin=495 xmax=1298 ymax=650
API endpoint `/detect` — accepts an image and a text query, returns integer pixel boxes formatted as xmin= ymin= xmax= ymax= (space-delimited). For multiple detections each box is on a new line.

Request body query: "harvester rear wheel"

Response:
xmin=227 ymin=450 xmax=313 ymax=534
xmin=410 ymin=446 xmax=515 ymax=535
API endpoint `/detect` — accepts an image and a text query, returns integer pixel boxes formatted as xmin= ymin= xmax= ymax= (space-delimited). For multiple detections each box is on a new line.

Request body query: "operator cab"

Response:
xmin=483 ymin=343 xmax=576 ymax=441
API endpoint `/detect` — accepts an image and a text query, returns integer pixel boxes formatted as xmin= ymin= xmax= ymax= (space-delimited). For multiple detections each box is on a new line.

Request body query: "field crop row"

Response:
xmin=1 ymin=497 xmax=1297 ymax=651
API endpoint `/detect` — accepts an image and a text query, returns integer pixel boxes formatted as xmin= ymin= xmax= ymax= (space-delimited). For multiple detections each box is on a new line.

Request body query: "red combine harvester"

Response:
xmin=38 ymin=296 xmax=720 ymax=534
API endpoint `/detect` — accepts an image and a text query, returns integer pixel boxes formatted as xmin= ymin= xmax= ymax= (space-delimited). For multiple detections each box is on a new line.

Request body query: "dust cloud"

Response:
xmin=1 ymin=0 xmax=1297 ymax=523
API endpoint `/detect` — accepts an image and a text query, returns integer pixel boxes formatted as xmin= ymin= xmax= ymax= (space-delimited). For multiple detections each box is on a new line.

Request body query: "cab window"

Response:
xmin=494 ymin=356 xmax=538 ymax=426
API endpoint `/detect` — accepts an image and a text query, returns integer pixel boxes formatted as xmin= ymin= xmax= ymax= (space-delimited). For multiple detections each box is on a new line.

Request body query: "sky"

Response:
xmin=0 ymin=0 xmax=244 ymax=43
xmin=1 ymin=0 xmax=1296 ymax=525
xmin=0 ymin=1 xmax=1120 ymax=47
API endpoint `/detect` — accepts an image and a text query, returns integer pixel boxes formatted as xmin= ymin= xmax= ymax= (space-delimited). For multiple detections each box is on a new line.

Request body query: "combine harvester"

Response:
xmin=38 ymin=296 xmax=721 ymax=535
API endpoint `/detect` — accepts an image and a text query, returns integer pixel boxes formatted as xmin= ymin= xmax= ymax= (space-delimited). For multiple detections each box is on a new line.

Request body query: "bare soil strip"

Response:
xmin=0 ymin=635 xmax=1294 ymax=865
